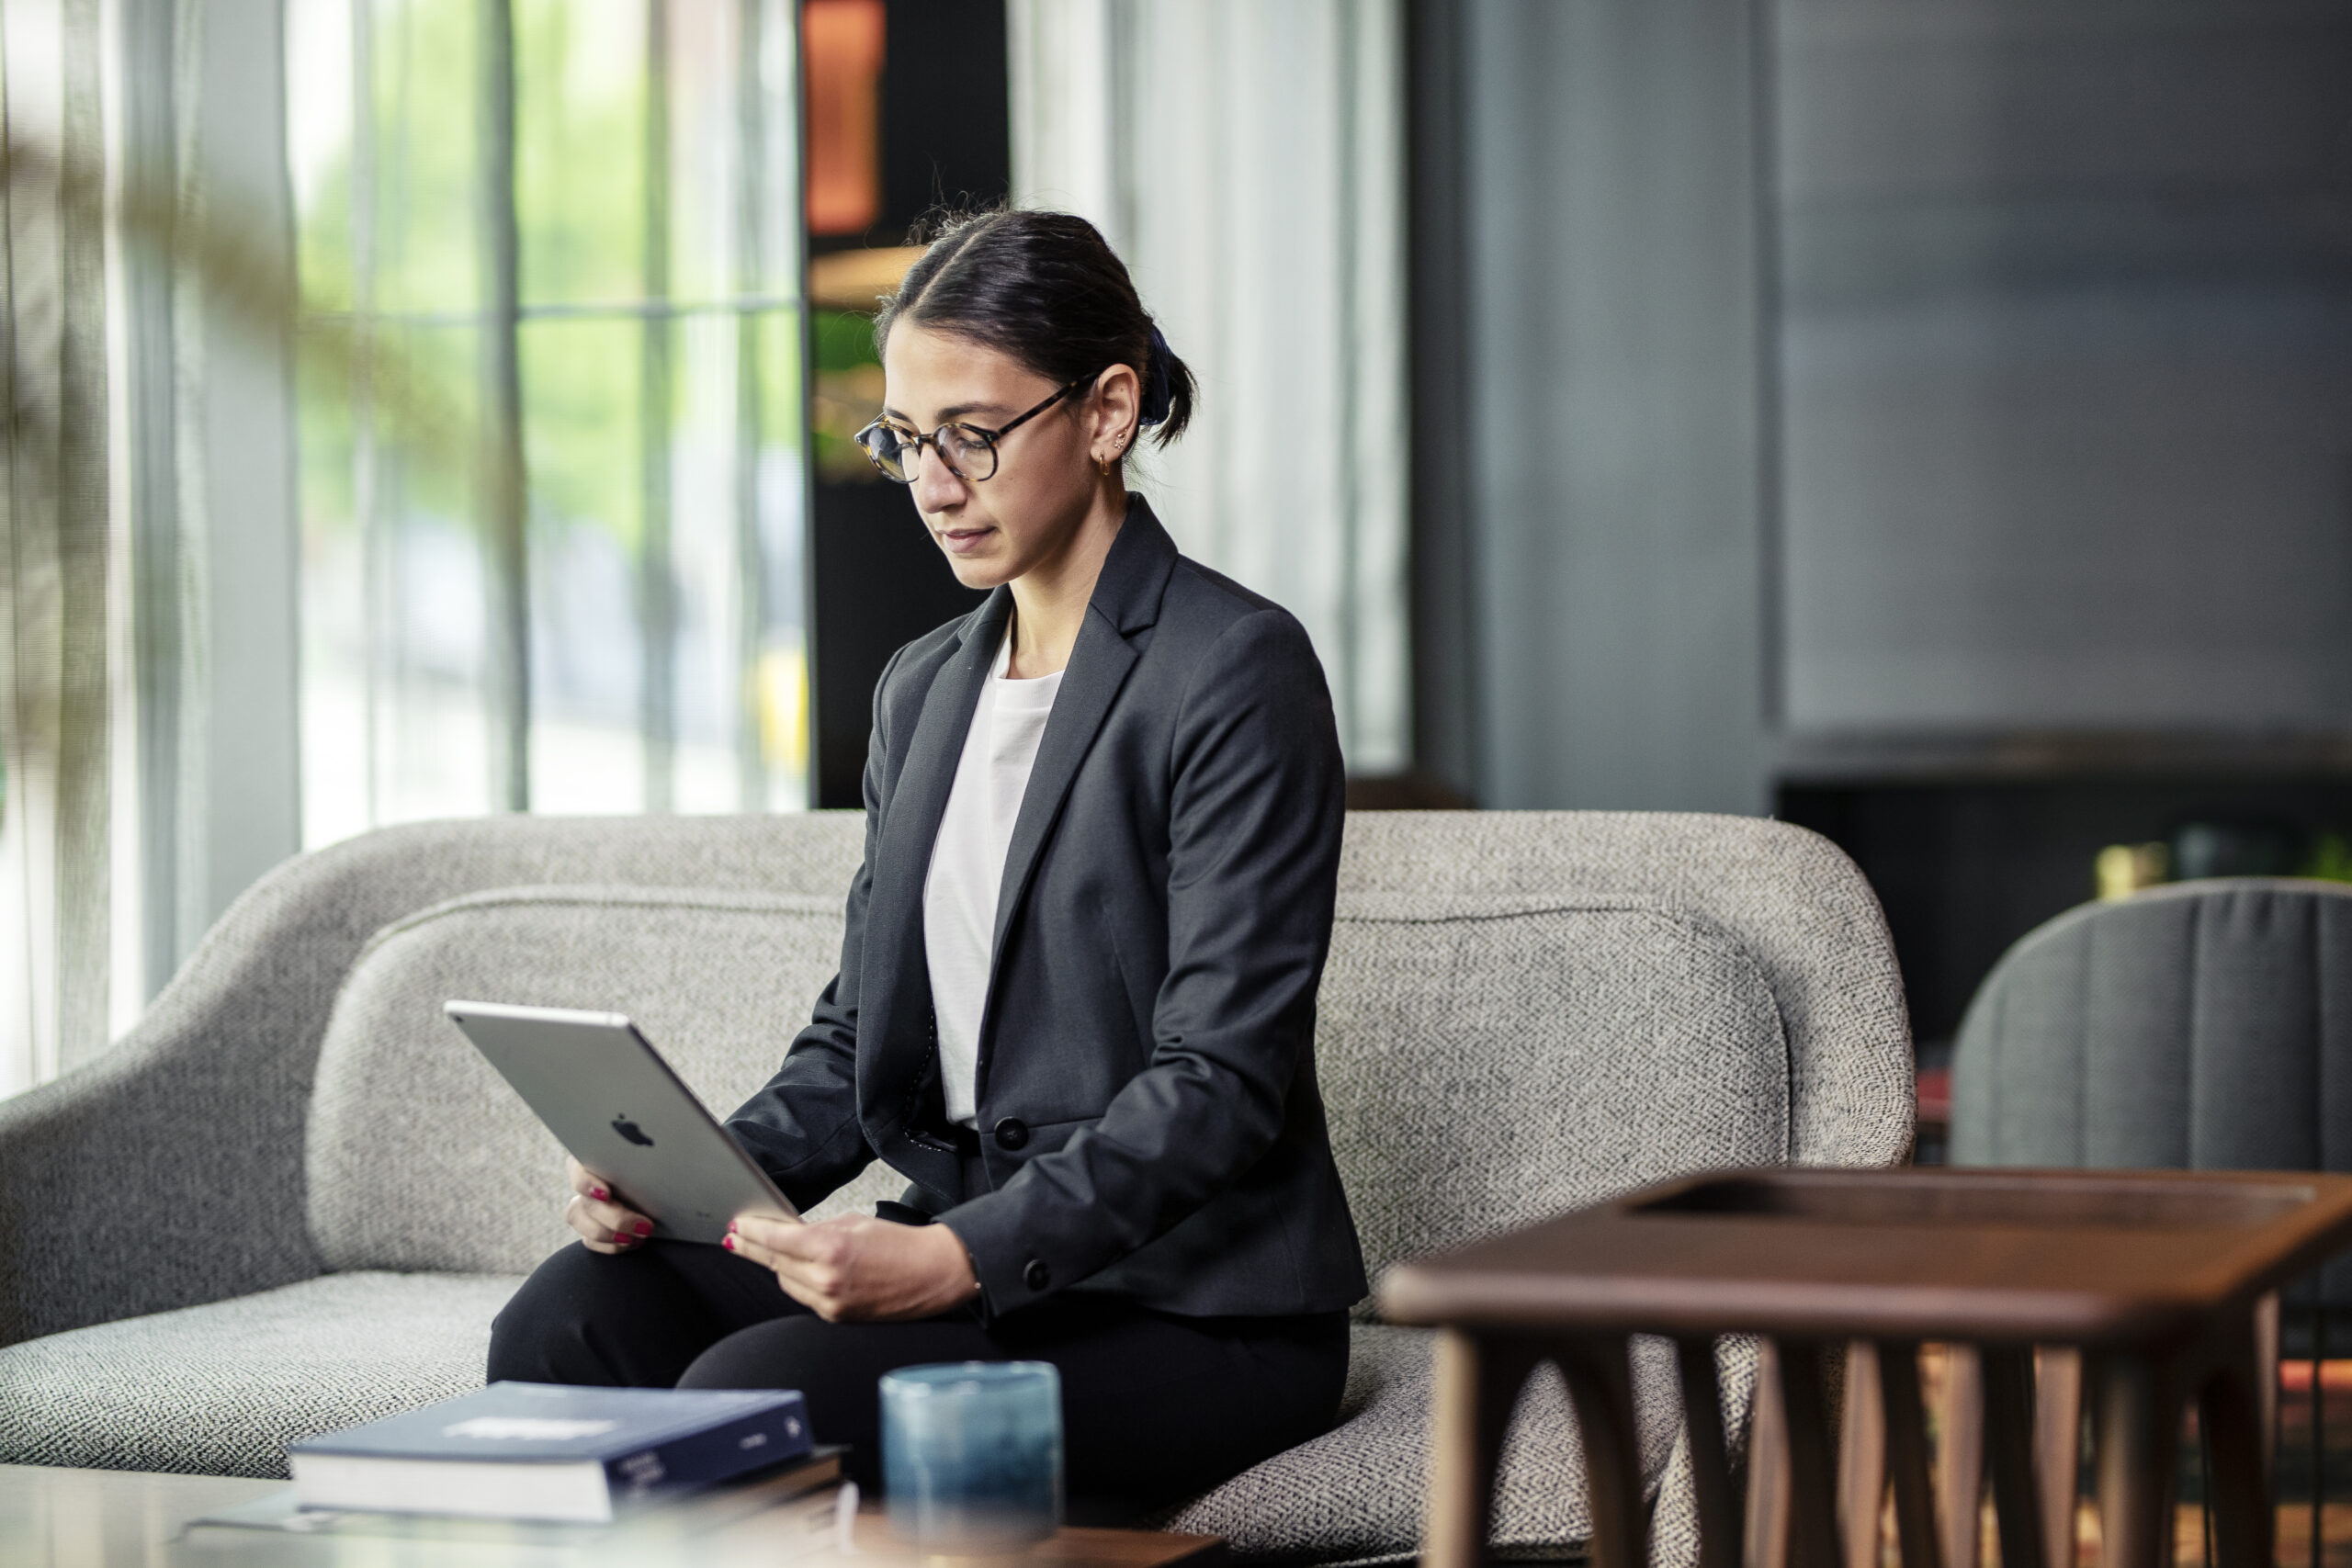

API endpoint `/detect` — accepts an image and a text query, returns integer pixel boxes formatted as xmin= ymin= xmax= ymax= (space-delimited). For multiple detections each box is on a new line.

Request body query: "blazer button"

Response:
xmin=993 ymin=1117 xmax=1030 ymax=1151
xmin=1023 ymin=1258 xmax=1051 ymax=1292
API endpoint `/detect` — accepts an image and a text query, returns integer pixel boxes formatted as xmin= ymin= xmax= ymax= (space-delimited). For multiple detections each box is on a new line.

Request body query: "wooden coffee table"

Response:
xmin=1378 ymin=1167 xmax=2352 ymax=1568
xmin=0 ymin=1462 xmax=1225 ymax=1567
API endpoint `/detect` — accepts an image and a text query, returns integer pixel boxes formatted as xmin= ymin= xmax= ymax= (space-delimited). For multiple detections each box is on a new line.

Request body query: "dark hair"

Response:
xmin=873 ymin=208 xmax=1196 ymax=449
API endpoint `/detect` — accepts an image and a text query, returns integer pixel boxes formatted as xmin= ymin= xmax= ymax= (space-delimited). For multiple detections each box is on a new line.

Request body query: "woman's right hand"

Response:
xmin=565 ymin=1156 xmax=655 ymax=1254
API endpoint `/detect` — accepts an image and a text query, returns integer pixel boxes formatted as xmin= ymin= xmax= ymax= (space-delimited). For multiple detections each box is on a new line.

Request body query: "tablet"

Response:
xmin=444 ymin=1000 xmax=798 ymax=1244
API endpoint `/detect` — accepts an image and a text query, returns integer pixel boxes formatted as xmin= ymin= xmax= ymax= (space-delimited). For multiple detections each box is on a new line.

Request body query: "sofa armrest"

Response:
xmin=0 ymin=886 xmax=333 ymax=1345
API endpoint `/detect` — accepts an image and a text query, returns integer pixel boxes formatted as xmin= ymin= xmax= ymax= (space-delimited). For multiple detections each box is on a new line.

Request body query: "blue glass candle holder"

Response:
xmin=880 ymin=1361 xmax=1064 ymax=1551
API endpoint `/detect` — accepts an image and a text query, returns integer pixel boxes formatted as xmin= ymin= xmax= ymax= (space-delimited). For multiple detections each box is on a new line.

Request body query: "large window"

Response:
xmin=288 ymin=0 xmax=808 ymax=847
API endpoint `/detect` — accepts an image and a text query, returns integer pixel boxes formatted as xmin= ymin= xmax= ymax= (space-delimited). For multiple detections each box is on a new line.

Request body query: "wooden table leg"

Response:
xmin=2199 ymin=1319 xmax=2275 ymax=1568
xmin=1842 ymin=1342 xmax=1890 ymax=1568
xmin=1878 ymin=1342 xmax=1942 ymax=1568
xmin=2096 ymin=1353 xmax=2184 ymax=1568
xmin=1556 ymin=1335 xmax=1649 ymax=1568
xmin=1426 ymin=1328 xmax=1544 ymax=1568
xmin=2252 ymin=1292 xmax=2279 ymax=1484
xmin=1679 ymin=1337 xmax=1743 ymax=1568
xmin=1780 ymin=1339 xmax=1846 ymax=1568
xmin=1983 ymin=1347 xmax=2048 ymax=1568
xmin=1938 ymin=1345 xmax=1987 ymax=1568
xmin=1750 ymin=1338 xmax=1795 ymax=1568
xmin=2034 ymin=1348 xmax=2085 ymax=1568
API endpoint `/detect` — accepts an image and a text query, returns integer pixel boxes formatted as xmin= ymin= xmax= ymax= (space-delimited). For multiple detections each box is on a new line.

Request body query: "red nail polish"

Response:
xmin=591 ymin=1187 xmax=608 ymax=1201
xmin=721 ymin=1235 xmax=736 ymax=1250
xmin=634 ymin=1219 xmax=653 ymax=1236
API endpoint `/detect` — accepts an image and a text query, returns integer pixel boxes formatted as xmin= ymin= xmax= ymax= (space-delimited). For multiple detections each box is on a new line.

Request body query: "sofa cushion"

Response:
xmin=1170 ymin=1325 xmax=1685 ymax=1564
xmin=307 ymin=886 xmax=907 ymax=1275
xmin=1318 ymin=896 xmax=1790 ymax=1281
xmin=0 ymin=1271 xmax=521 ymax=1477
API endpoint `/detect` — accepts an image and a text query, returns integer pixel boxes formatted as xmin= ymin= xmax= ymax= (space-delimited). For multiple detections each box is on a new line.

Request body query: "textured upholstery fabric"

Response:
xmin=1329 ymin=814 xmax=1913 ymax=1173
xmin=0 ymin=810 xmax=1911 ymax=1566
xmin=1170 ymin=1325 xmax=1759 ymax=1567
xmin=1316 ymin=897 xmax=1789 ymax=1287
xmin=0 ymin=1273 xmax=522 ymax=1478
xmin=308 ymin=887 xmax=907 ymax=1275
xmin=0 ymin=814 xmax=866 ymax=1347
xmin=1170 ymin=894 xmax=1794 ymax=1562
xmin=1950 ymin=878 xmax=2352 ymax=1299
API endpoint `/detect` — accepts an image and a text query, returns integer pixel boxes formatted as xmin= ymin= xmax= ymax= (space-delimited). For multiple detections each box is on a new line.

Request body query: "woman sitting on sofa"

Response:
xmin=487 ymin=208 xmax=1368 ymax=1518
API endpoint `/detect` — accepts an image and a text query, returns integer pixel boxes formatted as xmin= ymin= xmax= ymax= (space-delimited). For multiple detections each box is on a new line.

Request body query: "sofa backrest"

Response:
xmin=306 ymin=886 xmax=906 ymax=1275
xmin=305 ymin=811 xmax=1912 ymax=1282
xmin=1315 ymin=895 xmax=1789 ymax=1282
xmin=1320 ymin=812 xmax=1912 ymax=1280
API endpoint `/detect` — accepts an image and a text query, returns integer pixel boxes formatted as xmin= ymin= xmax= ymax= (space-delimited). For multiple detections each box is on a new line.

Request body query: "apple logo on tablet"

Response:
xmin=612 ymin=1116 xmax=655 ymax=1146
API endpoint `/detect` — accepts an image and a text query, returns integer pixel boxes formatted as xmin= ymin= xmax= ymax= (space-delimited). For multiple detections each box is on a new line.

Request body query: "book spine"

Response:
xmin=602 ymin=1396 xmax=813 ymax=1502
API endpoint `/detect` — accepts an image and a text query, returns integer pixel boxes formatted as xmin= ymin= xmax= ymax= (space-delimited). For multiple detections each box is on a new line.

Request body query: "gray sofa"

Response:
xmin=0 ymin=810 xmax=1911 ymax=1563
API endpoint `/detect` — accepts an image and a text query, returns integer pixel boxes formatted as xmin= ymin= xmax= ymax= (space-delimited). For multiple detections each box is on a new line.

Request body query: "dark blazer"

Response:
xmin=727 ymin=498 xmax=1368 ymax=1319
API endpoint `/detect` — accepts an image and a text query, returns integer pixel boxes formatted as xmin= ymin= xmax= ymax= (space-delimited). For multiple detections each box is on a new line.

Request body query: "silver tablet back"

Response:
xmin=444 ymin=1000 xmax=797 ymax=1244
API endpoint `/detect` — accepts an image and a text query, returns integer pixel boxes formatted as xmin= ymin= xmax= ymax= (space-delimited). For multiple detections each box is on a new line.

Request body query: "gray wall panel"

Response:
xmin=1777 ymin=1 xmax=2352 ymax=732
xmin=1457 ymin=0 xmax=1770 ymax=811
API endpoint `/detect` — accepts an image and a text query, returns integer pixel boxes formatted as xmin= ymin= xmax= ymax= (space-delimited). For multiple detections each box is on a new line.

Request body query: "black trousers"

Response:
xmin=487 ymin=1241 xmax=1350 ymax=1517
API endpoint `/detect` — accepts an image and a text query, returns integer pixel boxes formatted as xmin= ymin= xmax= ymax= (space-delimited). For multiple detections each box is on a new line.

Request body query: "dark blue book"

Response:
xmin=287 ymin=1382 xmax=813 ymax=1523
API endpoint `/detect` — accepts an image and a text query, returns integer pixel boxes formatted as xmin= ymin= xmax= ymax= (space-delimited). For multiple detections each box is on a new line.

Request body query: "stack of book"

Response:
xmin=188 ymin=1382 xmax=852 ymax=1560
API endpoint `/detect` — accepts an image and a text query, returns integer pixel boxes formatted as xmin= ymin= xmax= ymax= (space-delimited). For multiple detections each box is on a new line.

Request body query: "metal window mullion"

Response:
xmin=351 ymin=0 xmax=382 ymax=829
xmin=121 ymin=0 xmax=182 ymax=1000
xmin=304 ymin=294 xmax=808 ymax=331
xmin=385 ymin=0 xmax=419 ymax=818
xmin=1332 ymin=0 xmax=1362 ymax=765
xmin=478 ymin=0 xmax=527 ymax=813
xmin=639 ymin=0 xmax=674 ymax=813
xmin=786 ymin=0 xmax=820 ymax=811
xmin=730 ymin=0 xmax=768 ymax=812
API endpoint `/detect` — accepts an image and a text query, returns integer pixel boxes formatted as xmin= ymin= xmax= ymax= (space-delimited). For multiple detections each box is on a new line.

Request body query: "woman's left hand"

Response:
xmin=726 ymin=1213 xmax=981 ymax=1322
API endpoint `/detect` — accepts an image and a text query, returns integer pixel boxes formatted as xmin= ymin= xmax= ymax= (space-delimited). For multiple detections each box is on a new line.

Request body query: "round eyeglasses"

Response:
xmin=854 ymin=374 xmax=1094 ymax=484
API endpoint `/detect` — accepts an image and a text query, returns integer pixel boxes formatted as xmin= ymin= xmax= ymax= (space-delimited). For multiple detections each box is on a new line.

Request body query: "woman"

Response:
xmin=487 ymin=209 xmax=1367 ymax=1518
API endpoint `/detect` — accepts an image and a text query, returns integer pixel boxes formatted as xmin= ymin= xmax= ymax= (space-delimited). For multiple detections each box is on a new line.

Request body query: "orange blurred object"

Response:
xmin=2280 ymin=1359 xmax=2352 ymax=1393
xmin=804 ymin=0 xmax=886 ymax=235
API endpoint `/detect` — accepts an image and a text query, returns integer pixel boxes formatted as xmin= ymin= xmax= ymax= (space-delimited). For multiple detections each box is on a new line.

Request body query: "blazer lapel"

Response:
xmin=989 ymin=499 xmax=1179 ymax=959
xmin=859 ymin=588 xmax=1011 ymax=1145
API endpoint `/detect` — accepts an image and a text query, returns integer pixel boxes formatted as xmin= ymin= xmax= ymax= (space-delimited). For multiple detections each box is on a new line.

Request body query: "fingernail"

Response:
xmin=591 ymin=1187 xmax=608 ymax=1201
xmin=721 ymin=1235 xmax=736 ymax=1251
xmin=634 ymin=1219 xmax=653 ymax=1236
xmin=727 ymin=1218 xmax=739 ymax=1233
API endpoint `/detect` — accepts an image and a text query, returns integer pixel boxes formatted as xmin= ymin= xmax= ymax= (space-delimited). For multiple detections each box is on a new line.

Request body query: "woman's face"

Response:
xmin=880 ymin=322 xmax=1129 ymax=591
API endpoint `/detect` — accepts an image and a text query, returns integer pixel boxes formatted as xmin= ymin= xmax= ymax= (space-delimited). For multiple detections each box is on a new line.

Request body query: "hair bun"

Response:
xmin=879 ymin=208 xmax=1197 ymax=449
xmin=1140 ymin=324 xmax=1176 ymax=427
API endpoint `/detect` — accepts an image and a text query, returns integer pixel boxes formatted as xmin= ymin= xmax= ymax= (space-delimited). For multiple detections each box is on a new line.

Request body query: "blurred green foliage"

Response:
xmin=2304 ymin=833 xmax=2352 ymax=885
xmin=813 ymin=309 xmax=882 ymax=372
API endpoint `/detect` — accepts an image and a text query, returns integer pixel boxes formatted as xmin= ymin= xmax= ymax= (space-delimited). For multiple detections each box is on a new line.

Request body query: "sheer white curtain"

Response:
xmin=0 ymin=0 xmax=113 ymax=1093
xmin=1007 ymin=0 xmax=1410 ymax=772
xmin=0 ymin=0 xmax=302 ymax=1097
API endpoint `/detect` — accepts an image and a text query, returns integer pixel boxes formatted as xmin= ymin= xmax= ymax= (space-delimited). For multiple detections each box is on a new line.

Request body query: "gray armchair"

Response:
xmin=1945 ymin=875 xmax=2352 ymax=1568
xmin=0 ymin=811 xmax=1911 ymax=1564
xmin=1952 ymin=877 xmax=2352 ymax=1179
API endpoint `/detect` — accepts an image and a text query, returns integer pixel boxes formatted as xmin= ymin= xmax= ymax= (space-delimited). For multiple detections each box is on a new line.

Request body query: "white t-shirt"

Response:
xmin=922 ymin=633 xmax=1065 ymax=1126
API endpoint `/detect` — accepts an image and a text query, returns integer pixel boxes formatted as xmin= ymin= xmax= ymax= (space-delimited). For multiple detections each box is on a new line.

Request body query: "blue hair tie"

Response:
xmin=1139 ymin=325 xmax=1174 ymax=427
